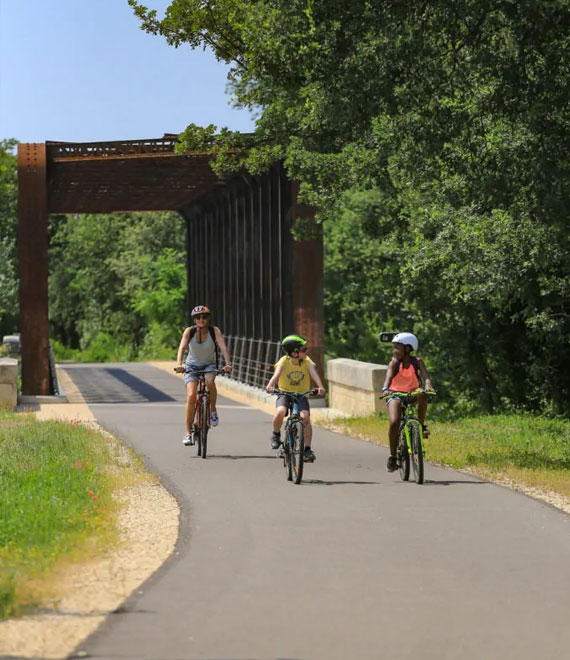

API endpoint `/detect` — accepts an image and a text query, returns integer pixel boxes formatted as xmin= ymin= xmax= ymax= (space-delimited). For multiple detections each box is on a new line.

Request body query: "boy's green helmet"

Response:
xmin=281 ymin=334 xmax=307 ymax=355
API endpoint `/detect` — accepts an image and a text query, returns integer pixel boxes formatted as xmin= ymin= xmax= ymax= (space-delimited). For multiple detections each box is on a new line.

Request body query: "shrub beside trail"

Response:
xmin=0 ymin=409 xmax=139 ymax=620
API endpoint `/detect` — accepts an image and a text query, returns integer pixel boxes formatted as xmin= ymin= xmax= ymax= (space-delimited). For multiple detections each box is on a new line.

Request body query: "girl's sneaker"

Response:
xmin=183 ymin=433 xmax=193 ymax=446
xmin=210 ymin=411 xmax=219 ymax=427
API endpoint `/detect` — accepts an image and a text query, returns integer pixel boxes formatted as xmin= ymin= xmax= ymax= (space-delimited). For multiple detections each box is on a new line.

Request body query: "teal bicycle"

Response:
xmin=380 ymin=388 xmax=436 ymax=484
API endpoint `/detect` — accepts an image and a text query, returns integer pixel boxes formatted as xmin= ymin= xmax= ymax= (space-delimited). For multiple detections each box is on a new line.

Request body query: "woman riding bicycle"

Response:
xmin=381 ymin=332 xmax=434 ymax=472
xmin=174 ymin=305 xmax=232 ymax=446
xmin=266 ymin=335 xmax=325 ymax=462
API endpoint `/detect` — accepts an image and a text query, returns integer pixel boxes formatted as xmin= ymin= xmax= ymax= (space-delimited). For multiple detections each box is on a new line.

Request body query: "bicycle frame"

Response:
xmin=272 ymin=388 xmax=316 ymax=484
xmin=184 ymin=368 xmax=224 ymax=458
xmin=380 ymin=388 xmax=436 ymax=484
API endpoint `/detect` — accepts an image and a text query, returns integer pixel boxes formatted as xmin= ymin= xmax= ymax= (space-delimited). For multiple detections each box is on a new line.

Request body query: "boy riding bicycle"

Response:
xmin=266 ymin=335 xmax=325 ymax=462
xmin=381 ymin=332 xmax=435 ymax=472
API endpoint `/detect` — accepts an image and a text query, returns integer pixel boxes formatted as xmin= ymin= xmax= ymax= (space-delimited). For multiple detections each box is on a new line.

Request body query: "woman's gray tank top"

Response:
xmin=185 ymin=328 xmax=216 ymax=367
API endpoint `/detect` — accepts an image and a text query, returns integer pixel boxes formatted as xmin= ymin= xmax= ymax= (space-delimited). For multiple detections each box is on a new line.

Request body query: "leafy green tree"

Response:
xmin=0 ymin=139 xmax=18 ymax=337
xmin=49 ymin=211 xmax=186 ymax=359
xmin=130 ymin=1 xmax=570 ymax=413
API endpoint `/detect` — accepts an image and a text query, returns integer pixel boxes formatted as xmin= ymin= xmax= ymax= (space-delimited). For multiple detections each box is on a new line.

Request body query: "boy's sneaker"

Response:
xmin=386 ymin=455 xmax=398 ymax=472
xmin=210 ymin=411 xmax=219 ymax=427
xmin=271 ymin=432 xmax=281 ymax=450
xmin=304 ymin=448 xmax=316 ymax=462
xmin=183 ymin=433 xmax=193 ymax=446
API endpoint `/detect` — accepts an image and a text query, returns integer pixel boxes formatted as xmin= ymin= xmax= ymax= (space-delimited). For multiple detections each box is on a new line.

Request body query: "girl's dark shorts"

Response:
xmin=276 ymin=393 xmax=310 ymax=412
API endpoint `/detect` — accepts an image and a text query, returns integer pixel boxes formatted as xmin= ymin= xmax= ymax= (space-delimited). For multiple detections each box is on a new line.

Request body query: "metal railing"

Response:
xmin=222 ymin=336 xmax=282 ymax=390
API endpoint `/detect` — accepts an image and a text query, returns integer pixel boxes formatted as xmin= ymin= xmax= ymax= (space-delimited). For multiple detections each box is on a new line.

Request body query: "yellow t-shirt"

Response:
xmin=275 ymin=355 xmax=315 ymax=393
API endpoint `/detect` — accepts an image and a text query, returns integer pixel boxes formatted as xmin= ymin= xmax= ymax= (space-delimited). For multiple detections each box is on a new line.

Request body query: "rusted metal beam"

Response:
xmin=18 ymin=143 xmax=51 ymax=395
xmin=290 ymin=181 xmax=325 ymax=377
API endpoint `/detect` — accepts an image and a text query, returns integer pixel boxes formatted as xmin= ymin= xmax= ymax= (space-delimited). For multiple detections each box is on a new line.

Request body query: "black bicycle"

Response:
xmin=272 ymin=389 xmax=317 ymax=484
xmin=380 ymin=388 xmax=436 ymax=484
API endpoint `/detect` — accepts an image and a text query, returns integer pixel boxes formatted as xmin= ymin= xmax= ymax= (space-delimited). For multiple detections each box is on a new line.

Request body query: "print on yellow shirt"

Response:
xmin=275 ymin=355 xmax=315 ymax=393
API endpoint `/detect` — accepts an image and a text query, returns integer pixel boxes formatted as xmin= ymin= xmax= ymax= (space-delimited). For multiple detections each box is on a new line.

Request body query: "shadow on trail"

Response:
xmin=304 ymin=478 xmax=381 ymax=486
xmin=205 ymin=454 xmax=278 ymax=460
xmin=105 ymin=368 xmax=176 ymax=402
xmin=423 ymin=479 xmax=488 ymax=486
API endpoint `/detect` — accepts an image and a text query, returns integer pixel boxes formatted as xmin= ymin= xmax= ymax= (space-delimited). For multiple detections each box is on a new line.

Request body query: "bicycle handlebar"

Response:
xmin=174 ymin=367 xmax=228 ymax=376
xmin=379 ymin=388 xmax=437 ymax=400
xmin=271 ymin=388 xmax=319 ymax=398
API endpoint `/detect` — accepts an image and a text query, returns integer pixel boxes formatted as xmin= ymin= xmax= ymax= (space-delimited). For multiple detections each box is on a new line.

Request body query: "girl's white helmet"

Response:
xmin=392 ymin=332 xmax=418 ymax=351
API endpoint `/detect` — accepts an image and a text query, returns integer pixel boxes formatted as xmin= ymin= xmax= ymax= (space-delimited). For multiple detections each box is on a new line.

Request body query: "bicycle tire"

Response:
xmin=410 ymin=421 xmax=424 ymax=484
xmin=397 ymin=425 xmax=410 ymax=481
xmin=284 ymin=422 xmax=293 ymax=481
xmin=194 ymin=403 xmax=202 ymax=456
xmin=200 ymin=398 xmax=209 ymax=458
xmin=193 ymin=425 xmax=201 ymax=456
xmin=290 ymin=420 xmax=304 ymax=484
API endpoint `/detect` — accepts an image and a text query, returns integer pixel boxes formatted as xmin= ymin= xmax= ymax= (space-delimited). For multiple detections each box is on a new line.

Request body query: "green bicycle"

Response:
xmin=381 ymin=388 xmax=436 ymax=484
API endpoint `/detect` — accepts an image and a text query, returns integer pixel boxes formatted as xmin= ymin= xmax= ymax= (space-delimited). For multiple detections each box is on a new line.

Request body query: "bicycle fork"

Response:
xmin=403 ymin=419 xmax=424 ymax=454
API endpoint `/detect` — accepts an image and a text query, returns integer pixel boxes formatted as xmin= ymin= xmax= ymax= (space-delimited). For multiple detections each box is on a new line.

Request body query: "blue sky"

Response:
xmin=0 ymin=0 xmax=254 ymax=143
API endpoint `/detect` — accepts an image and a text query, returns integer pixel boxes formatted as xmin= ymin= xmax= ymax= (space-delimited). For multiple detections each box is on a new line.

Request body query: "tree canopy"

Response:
xmin=130 ymin=0 xmax=570 ymax=415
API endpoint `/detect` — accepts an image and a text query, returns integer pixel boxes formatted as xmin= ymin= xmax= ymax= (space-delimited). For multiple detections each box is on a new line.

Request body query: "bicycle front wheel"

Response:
xmin=200 ymin=399 xmax=209 ymax=458
xmin=290 ymin=420 xmax=304 ymax=484
xmin=283 ymin=424 xmax=293 ymax=481
xmin=194 ymin=404 xmax=202 ymax=456
xmin=397 ymin=425 xmax=410 ymax=482
xmin=410 ymin=421 xmax=424 ymax=484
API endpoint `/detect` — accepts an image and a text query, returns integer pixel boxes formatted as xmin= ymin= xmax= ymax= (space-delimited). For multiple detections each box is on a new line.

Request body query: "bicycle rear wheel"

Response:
xmin=200 ymin=399 xmax=209 ymax=458
xmin=290 ymin=420 xmax=304 ymax=484
xmin=410 ymin=421 xmax=424 ymax=484
xmin=397 ymin=425 xmax=410 ymax=481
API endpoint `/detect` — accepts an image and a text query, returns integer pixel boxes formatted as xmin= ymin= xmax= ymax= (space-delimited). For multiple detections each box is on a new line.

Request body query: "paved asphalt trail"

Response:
xmin=65 ymin=363 xmax=570 ymax=660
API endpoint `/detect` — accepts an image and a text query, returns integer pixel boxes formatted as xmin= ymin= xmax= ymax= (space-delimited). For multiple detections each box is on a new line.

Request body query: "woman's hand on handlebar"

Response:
xmin=174 ymin=365 xmax=185 ymax=374
xmin=222 ymin=364 xmax=232 ymax=373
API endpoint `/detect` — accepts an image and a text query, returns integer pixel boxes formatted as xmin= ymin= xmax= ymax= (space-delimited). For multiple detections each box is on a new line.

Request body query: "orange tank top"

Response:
xmin=390 ymin=358 xmax=420 ymax=392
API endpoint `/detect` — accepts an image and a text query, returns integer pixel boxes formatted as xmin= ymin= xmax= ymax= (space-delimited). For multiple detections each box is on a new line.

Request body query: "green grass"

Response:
xmin=0 ymin=409 xmax=122 ymax=620
xmin=322 ymin=412 xmax=570 ymax=497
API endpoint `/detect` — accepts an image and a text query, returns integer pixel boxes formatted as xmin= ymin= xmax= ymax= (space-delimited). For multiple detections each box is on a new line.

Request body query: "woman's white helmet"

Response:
xmin=392 ymin=332 xmax=418 ymax=352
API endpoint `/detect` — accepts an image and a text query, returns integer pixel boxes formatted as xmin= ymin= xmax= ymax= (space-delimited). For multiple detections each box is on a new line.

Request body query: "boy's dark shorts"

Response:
xmin=276 ymin=393 xmax=310 ymax=413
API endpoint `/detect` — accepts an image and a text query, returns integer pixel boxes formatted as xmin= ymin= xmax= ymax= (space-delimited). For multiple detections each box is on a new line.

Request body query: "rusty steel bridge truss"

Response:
xmin=17 ymin=138 xmax=324 ymax=395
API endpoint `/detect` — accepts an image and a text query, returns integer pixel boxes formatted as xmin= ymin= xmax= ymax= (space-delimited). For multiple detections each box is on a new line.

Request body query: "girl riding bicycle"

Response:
xmin=266 ymin=335 xmax=325 ymax=462
xmin=381 ymin=332 xmax=435 ymax=472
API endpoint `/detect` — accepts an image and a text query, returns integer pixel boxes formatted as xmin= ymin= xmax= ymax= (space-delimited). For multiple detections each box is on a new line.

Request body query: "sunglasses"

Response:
xmin=195 ymin=315 xmax=209 ymax=320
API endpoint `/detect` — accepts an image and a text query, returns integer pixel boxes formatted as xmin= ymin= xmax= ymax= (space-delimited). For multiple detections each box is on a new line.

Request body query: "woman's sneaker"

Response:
xmin=271 ymin=431 xmax=281 ymax=449
xmin=386 ymin=455 xmax=398 ymax=472
xmin=210 ymin=411 xmax=219 ymax=427
xmin=304 ymin=448 xmax=316 ymax=462
xmin=183 ymin=433 xmax=193 ymax=446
